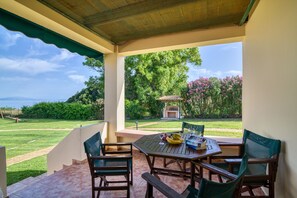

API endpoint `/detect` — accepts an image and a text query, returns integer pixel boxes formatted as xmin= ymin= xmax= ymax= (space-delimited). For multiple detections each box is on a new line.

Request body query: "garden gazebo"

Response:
xmin=159 ymin=95 xmax=182 ymax=119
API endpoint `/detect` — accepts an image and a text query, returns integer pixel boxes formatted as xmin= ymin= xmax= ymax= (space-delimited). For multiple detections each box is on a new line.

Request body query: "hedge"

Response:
xmin=182 ymin=76 xmax=242 ymax=118
xmin=21 ymin=102 xmax=103 ymax=120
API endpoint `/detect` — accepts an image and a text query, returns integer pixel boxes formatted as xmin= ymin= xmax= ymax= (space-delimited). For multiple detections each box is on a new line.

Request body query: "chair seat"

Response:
xmin=212 ymin=162 xmax=265 ymax=176
xmin=181 ymin=185 xmax=199 ymax=198
xmin=94 ymin=158 xmax=132 ymax=175
xmin=211 ymin=162 xmax=240 ymax=174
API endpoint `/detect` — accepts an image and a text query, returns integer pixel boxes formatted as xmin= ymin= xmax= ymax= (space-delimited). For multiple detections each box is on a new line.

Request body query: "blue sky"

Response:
xmin=188 ymin=42 xmax=242 ymax=82
xmin=0 ymin=25 xmax=242 ymax=101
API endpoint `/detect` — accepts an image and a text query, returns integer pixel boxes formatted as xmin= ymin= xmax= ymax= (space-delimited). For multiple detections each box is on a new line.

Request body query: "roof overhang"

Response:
xmin=0 ymin=0 xmax=258 ymax=56
xmin=159 ymin=95 xmax=183 ymax=102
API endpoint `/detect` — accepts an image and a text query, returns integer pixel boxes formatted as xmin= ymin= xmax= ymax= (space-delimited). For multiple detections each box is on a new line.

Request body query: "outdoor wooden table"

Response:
xmin=133 ymin=133 xmax=221 ymax=187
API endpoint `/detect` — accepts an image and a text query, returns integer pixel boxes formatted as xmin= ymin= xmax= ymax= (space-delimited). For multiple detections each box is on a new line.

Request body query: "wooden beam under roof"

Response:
xmin=84 ymin=0 xmax=199 ymax=26
xmin=118 ymin=26 xmax=245 ymax=56
xmin=113 ymin=13 xmax=243 ymax=43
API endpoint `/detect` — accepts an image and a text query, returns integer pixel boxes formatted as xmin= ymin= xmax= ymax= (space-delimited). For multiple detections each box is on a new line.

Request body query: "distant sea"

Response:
xmin=0 ymin=99 xmax=66 ymax=109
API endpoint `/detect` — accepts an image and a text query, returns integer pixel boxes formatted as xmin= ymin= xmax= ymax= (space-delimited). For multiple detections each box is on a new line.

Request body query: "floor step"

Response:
xmin=8 ymin=160 xmax=85 ymax=196
xmin=7 ymin=173 xmax=47 ymax=195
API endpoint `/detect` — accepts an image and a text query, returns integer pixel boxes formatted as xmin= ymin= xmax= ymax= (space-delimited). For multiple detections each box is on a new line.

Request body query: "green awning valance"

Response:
xmin=0 ymin=8 xmax=103 ymax=60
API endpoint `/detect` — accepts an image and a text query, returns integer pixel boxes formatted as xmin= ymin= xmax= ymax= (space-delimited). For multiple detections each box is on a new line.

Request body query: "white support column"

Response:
xmin=0 ymin=146 xmax=7 ymax=198
xmin=104 ymin=50 xmax=125 ymax=143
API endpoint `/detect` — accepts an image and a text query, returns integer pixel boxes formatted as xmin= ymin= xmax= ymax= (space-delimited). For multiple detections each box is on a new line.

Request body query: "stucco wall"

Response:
xmin=243 ymin=0 xmax=297 ymax=197
xmin=0 ymin=146 xmax=7 ymax=197
xmin=47 ymin=122 xmax=108 ymax=174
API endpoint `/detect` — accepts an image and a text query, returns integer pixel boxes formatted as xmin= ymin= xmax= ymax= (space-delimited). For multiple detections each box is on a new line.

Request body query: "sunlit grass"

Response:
xmin=0 ymin=130 xmax=69 ymax=159
xmin=7 ymin=155 xmax=46 ymax=186
xmin=126 ymin=118 xmax=242 ymax=129
xmin=0 ymin=118 xmax=101 ymax=130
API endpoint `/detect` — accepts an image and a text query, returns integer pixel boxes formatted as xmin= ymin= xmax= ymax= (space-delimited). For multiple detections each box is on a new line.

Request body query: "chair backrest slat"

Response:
xmin=182 ymin=122 xmax=204 ymax=136
xmin=84 ymin=132 xmax=102 ymax=157
xmin=198 ymin=155 xmax=248 ymax=198
xmin=243 ymin=129 xmax=281 ymax=177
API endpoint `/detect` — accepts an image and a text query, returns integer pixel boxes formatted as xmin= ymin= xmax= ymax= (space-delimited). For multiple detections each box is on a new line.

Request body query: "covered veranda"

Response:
xmin=7 ymin=150 xmax=265 ymax=198
xmin=0 ymin=0 xmax=296 ymax=197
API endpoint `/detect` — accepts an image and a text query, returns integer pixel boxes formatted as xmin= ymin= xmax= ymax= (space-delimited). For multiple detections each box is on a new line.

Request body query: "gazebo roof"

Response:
xmin=158 ymin=95 xmax=182 ymax=102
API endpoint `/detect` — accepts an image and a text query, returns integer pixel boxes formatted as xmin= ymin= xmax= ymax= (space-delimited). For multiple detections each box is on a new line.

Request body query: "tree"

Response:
xmin=67 ymin=58 xmax=104 ymax=104
xmin=125 ymin=48 xmax=202 ymax=117
xmin=67 ymin=48 xmax=202 ymax=118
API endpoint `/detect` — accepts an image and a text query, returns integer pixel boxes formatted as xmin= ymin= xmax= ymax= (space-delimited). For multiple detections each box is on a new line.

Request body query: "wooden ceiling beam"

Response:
xmin=118 ymin=26 xmax=245 ymax=56
xmin=114 ymin=13 xmax=243 ymax=43
xmin=84 ymin=0 xmax=200 ymax=26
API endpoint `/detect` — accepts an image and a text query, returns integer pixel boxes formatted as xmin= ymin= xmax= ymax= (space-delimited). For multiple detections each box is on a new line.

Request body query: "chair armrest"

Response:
xmin=102 ymin=142 xmax=133 ymax=146
xmin=142 ymin=173 xmax=184 ymax=198
xmin=217 ymin=142 xmax=243 ymax=147
xmin=225 ymin=158 xmax=276 ymax=165
xmin=90 ymin=155 xmax=132 ymax=160
xmin=208 ymin=142 xmax=244 ymax=162
xmin=104 ymin=150 xmax=132 ymax=155
xmin=102 ymin=142 xmax=133 ymax=155
xmin=90 ymin=155 xmax=132 ymax=171
xmin=196 ymin=162 xmax=237 ymax=180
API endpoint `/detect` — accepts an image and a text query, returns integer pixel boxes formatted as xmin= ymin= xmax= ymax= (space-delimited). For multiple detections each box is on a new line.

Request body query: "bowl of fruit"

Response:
xmin=166 ymin=133 xmax=184 ymax=144
xmin=160 ymin=133 xmax=168 ymax=141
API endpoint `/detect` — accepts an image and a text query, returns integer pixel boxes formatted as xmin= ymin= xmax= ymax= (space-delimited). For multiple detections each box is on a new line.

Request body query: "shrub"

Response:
xmin=183 ymin=76 xmax=242 ymax=118
xmin=91 ymin=99 xmax=104 ymax=120
xmin=125 ymin=99 xmax=146 ymax=119
xmin=21 ymin=102 xmax=93 ymax=120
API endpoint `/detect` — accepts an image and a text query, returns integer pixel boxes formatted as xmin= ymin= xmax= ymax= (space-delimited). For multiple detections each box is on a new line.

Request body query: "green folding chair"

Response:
xmin=182 ymin=122 xmax=205 ymax=136
xmin=84 ymin=132 xmax=133 ymax=198
xmin=205 ymin=129 xmax=281 ymax=197
xmin=143 ymin=154 xmax=248 ymax=198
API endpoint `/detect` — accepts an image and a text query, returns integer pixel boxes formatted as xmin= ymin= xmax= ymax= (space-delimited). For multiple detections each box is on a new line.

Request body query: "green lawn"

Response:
xmin=1 ymin=130 xmax=69 ymax=159
xmin=7 ymin=155 xmax=46 ymax=186
xmin=0 ymin=118 xmax=102 ymax=185
xmin=0 ymin=119 xmax=102 ymax=159
xmin=204 ymin=130 xmax=242 ymax=138
xmin=126 ymin=118 xmax=242 ymax=129
xmin=125 ymin=119 xmax=160 ymax=127
xmin=0 ymin=118 xmax=100 ymax=130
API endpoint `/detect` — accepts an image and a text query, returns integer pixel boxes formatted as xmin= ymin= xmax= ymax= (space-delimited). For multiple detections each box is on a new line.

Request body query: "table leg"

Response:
xmin=191 ymin=162 xmax=195 ymax=187
xmin=145 ymin=155 xmax=153 ymax=174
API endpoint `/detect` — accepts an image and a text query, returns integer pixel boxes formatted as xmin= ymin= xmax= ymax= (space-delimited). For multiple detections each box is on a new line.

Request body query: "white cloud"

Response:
xmin=68 ymin=74 xmax=87 ymax=83
xmin=25 ymin=38 xmax=51 ymax=57
xmin=0 ymin=30 xmax=22 ymax=49
xmin=0 ymin=77 xmax=31 ymax=81
xmin=190 ymin=68 xmax=223 ymax=78
xmin=26 ymin=45 xmax=47 ymax=57
xmin=226 ymin=70 xmax=242 ymax=76
xmin=45 ymin=78 xmax=58 ymax=81
xmin=196 ymin=69 xmax=223 ymax=77
xmin=0 ymin=57 xmax=62 ymax=75
xmin=66 ymin=70 xmax=78 ymax=75
xmin=188 ymin=68 xmax=242 ymax=82
xmin=220 ymin=43 xmax=241 ymax=51
xmin=51 ymin=49 xmax=75 ymax=62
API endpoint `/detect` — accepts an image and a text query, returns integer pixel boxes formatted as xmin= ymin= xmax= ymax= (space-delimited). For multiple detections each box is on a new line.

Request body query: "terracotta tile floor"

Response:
xmin=9 ymin=150 xmax=264 ymax=198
